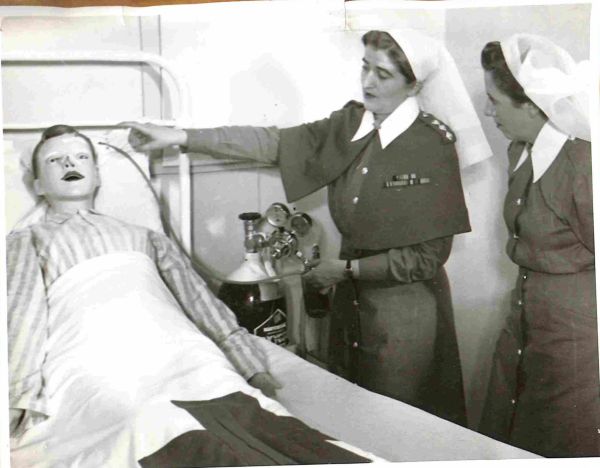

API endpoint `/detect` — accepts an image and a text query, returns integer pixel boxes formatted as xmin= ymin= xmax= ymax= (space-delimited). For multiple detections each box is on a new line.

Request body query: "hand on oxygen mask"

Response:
xmin=248 ymin=372 xmax=282 ymax=398
xmin=119 ymin=122 xmax=188 ymax=152
xmin=304 ymin=259 xmax=347 ymax=290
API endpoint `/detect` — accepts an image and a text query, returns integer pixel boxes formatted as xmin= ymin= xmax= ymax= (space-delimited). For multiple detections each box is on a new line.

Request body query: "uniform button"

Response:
xmin=352 ymin=197 xmax=359 ymax=205
xmin=513 ymin=233 xmax=519 ymax=239
xmin=517 ymin=299 xmax=523 ymax=306
xmin=522 ymin=274 xmax=528 ymax=280
xmin=361 ymin=167 xmax=369 ymax=175
xmin=516 ymin=198 xmax=524 ymax=206
xmin=511 ymin=399 xmax=516 ymax=405
xmin=517 ymin=349 xmax=522 ymax=356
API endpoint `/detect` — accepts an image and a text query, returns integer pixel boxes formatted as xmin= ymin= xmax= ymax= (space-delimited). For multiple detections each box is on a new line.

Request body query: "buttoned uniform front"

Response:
xmin=185 ymin=97 xmax=471 ymax=425
xmin=479 ymin=123 xmax=599 ymax=457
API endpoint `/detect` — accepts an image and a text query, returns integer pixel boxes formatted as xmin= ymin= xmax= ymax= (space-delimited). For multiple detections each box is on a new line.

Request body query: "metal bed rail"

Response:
xmin=1 ymin=50 xmax=193 ymax=251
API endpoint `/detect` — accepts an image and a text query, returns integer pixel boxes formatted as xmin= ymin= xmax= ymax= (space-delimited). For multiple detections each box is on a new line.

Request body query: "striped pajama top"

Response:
xmin=7 ymin=209 xmax=267 ymax=431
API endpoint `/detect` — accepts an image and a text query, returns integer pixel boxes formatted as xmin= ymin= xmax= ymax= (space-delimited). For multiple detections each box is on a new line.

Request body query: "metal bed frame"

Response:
xmin=2 ymin=50 xmax=193 ymax=251
xmin=1 ymin=51 xmax=315 ymax=354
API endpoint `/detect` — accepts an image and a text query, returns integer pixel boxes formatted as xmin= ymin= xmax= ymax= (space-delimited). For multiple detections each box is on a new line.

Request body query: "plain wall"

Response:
xmin=2 ymin=16 xmax=157 ymax=125
xmin=1 ymin=2 xmax=592 ymax=430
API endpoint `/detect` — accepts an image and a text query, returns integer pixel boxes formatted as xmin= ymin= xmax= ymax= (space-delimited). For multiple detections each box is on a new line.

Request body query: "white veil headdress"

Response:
xmin=500 ymin=33 xmax=591 ymax=142
xmin=388 ymin=30 xmax=493 ymax=168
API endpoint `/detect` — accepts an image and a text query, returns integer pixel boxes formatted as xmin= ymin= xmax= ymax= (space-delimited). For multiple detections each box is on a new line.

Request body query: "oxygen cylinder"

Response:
xmin=217 ymin=212 xmax=289 ymax=346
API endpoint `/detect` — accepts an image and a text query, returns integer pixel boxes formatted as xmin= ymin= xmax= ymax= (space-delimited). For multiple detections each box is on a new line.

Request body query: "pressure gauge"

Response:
xmin=265 ymin=203 xmax=290 ymax=228
xmin=289 ymin=212 xmax=312 ymax=237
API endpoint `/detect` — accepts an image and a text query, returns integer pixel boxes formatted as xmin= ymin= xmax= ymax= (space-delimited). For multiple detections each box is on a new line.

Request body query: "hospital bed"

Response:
xmin=3 ymin=50 xmax=538 ymax=464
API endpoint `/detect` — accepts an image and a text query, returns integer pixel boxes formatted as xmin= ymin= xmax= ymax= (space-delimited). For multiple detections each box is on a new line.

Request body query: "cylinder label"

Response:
xmin=254 ymin=308 xmax=288 ymax=346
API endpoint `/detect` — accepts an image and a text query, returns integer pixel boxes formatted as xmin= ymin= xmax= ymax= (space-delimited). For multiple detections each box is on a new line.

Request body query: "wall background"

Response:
xmin=1 ymin=1 xmax=592 ymax=429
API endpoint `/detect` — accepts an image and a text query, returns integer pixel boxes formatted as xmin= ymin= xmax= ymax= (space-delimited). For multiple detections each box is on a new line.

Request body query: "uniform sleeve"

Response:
xmin=569 ymin=149 xmax=594 ymax=253
xmin=149 ymin=231 xmax=268 ymax=380
xmin=357 ymin=236 xmax=453 ymax=282
xmin=184 ymin=126 xmax=281 ymax=165
xmin=6 ymin=230 xmax=50 ymax=436
xmin=184 ymin=104 xmax=361 ymax=203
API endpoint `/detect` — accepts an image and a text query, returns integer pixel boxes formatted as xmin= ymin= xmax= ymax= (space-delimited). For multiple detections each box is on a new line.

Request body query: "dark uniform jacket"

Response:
xmin=278 ymin=101 xmax=471 ymax=251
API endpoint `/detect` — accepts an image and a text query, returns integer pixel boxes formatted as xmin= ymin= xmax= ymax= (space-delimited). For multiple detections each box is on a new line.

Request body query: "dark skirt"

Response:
xmin=329 ymin=267 xmax=466 ymax=426
xmin=480 ymin=268 xmax=600 ymax=457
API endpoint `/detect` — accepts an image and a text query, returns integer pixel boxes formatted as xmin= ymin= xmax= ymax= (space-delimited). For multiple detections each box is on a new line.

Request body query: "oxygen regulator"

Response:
xmin=237 ymin=202 xmax=320 ymax=276
xmin=217 ymin=203 xmax=325 ymax=348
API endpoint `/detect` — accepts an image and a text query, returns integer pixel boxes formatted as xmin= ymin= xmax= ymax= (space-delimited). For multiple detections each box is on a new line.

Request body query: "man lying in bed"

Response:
xmin=7 ymin=125 xmax=369 ymax=466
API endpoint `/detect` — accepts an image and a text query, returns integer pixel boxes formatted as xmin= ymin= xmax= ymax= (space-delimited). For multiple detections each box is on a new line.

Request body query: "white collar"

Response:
xmin=351 ymin=97 xmax=420 ymax=149
xmin=513 ymin=122 xmax=570 ymax=182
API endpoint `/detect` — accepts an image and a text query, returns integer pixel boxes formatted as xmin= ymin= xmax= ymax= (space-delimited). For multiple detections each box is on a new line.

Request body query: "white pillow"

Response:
xmin=4 ymin=129 xmax=164 ymax=233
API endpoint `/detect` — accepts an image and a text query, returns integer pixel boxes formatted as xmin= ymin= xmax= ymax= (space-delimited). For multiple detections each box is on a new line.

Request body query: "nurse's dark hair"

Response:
xmin=481 ymin=41 xmax=539 ymax=108
xmin=31 ymin=124 xmax=97 ymax=179
xmin=362 ymin=30 xmax=417 ymax=85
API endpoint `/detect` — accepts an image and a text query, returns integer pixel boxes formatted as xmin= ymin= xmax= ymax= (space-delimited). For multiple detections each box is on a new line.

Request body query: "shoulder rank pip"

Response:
xmin=418 ymin=112 xmax=456 ymax=144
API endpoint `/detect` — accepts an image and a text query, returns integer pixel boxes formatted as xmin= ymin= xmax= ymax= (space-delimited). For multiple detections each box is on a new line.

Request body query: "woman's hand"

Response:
xmin=118 ymin=122 xmax=188 ymax=152
xmin=304 ymin=259 xmax=347 ymax=290
xmin=248 ymin=372 xmax=282 ymax=398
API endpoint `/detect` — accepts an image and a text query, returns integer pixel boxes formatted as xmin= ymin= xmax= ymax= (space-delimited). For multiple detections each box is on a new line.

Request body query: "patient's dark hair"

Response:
xmin=362 ymin=30 xmax=417 ymax=85
xmin=31 ymin=124 xmax=97 ymax=179
xmin=481 ymin=41 xmax=537 ymax=107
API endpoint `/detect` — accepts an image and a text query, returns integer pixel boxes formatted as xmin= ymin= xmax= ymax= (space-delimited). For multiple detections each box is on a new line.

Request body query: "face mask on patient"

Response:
xmin=32 ymin=127 xmax=101 ymax=213
xmin=6 ymin=127 xmax=163 ymax=233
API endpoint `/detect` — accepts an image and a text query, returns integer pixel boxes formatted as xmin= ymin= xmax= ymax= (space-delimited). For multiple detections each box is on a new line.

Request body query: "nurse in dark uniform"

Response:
xmin=478 ymin=34 xmax=599 ymax=457
xmin=123 ymin=30 xmax=491 ymax=426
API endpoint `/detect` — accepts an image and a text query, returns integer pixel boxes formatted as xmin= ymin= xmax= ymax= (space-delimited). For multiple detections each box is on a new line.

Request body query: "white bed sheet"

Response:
xmin=262 ymin=338 xmax=540 ymax=462
xmin=10 ymin=251 xmax=382 ymax=467
xmin=9 ymin=247 xmax=534 ymax=465
xmin=10 ymin=252 xmax=291 ymax=467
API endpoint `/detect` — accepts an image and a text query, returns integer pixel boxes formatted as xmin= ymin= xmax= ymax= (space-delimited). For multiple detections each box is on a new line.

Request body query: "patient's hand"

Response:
xmin=248 ymin=372 xmax=282 ymax=398
xmin=119 ymin=122 xmax=188 ymax=152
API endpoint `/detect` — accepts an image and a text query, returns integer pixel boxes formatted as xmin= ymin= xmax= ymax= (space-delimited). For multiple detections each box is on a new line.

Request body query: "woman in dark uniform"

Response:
xmin=123 ymin=30 xmax=491 ymax=426
xmin=478 ymin=34 xmax=599 ymax=457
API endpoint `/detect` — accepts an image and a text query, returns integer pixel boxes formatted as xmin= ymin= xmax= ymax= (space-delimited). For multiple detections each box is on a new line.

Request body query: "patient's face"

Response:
xmin=33 ymin=134 xmax=100 ymax=205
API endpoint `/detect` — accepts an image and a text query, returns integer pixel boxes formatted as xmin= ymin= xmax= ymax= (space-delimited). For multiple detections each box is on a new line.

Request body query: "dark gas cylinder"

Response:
xmin=218 ymin=210 xmax=289 ymax=347
xmin=218 ymin=282 xmax=288 ymax=346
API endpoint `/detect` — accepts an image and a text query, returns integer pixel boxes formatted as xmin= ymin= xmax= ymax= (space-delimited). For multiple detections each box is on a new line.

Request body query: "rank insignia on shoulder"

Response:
xmin=384 ymin=173 xmax=431 ymax=188
xmin=419 ymin=112 xmax=455 ymax=143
